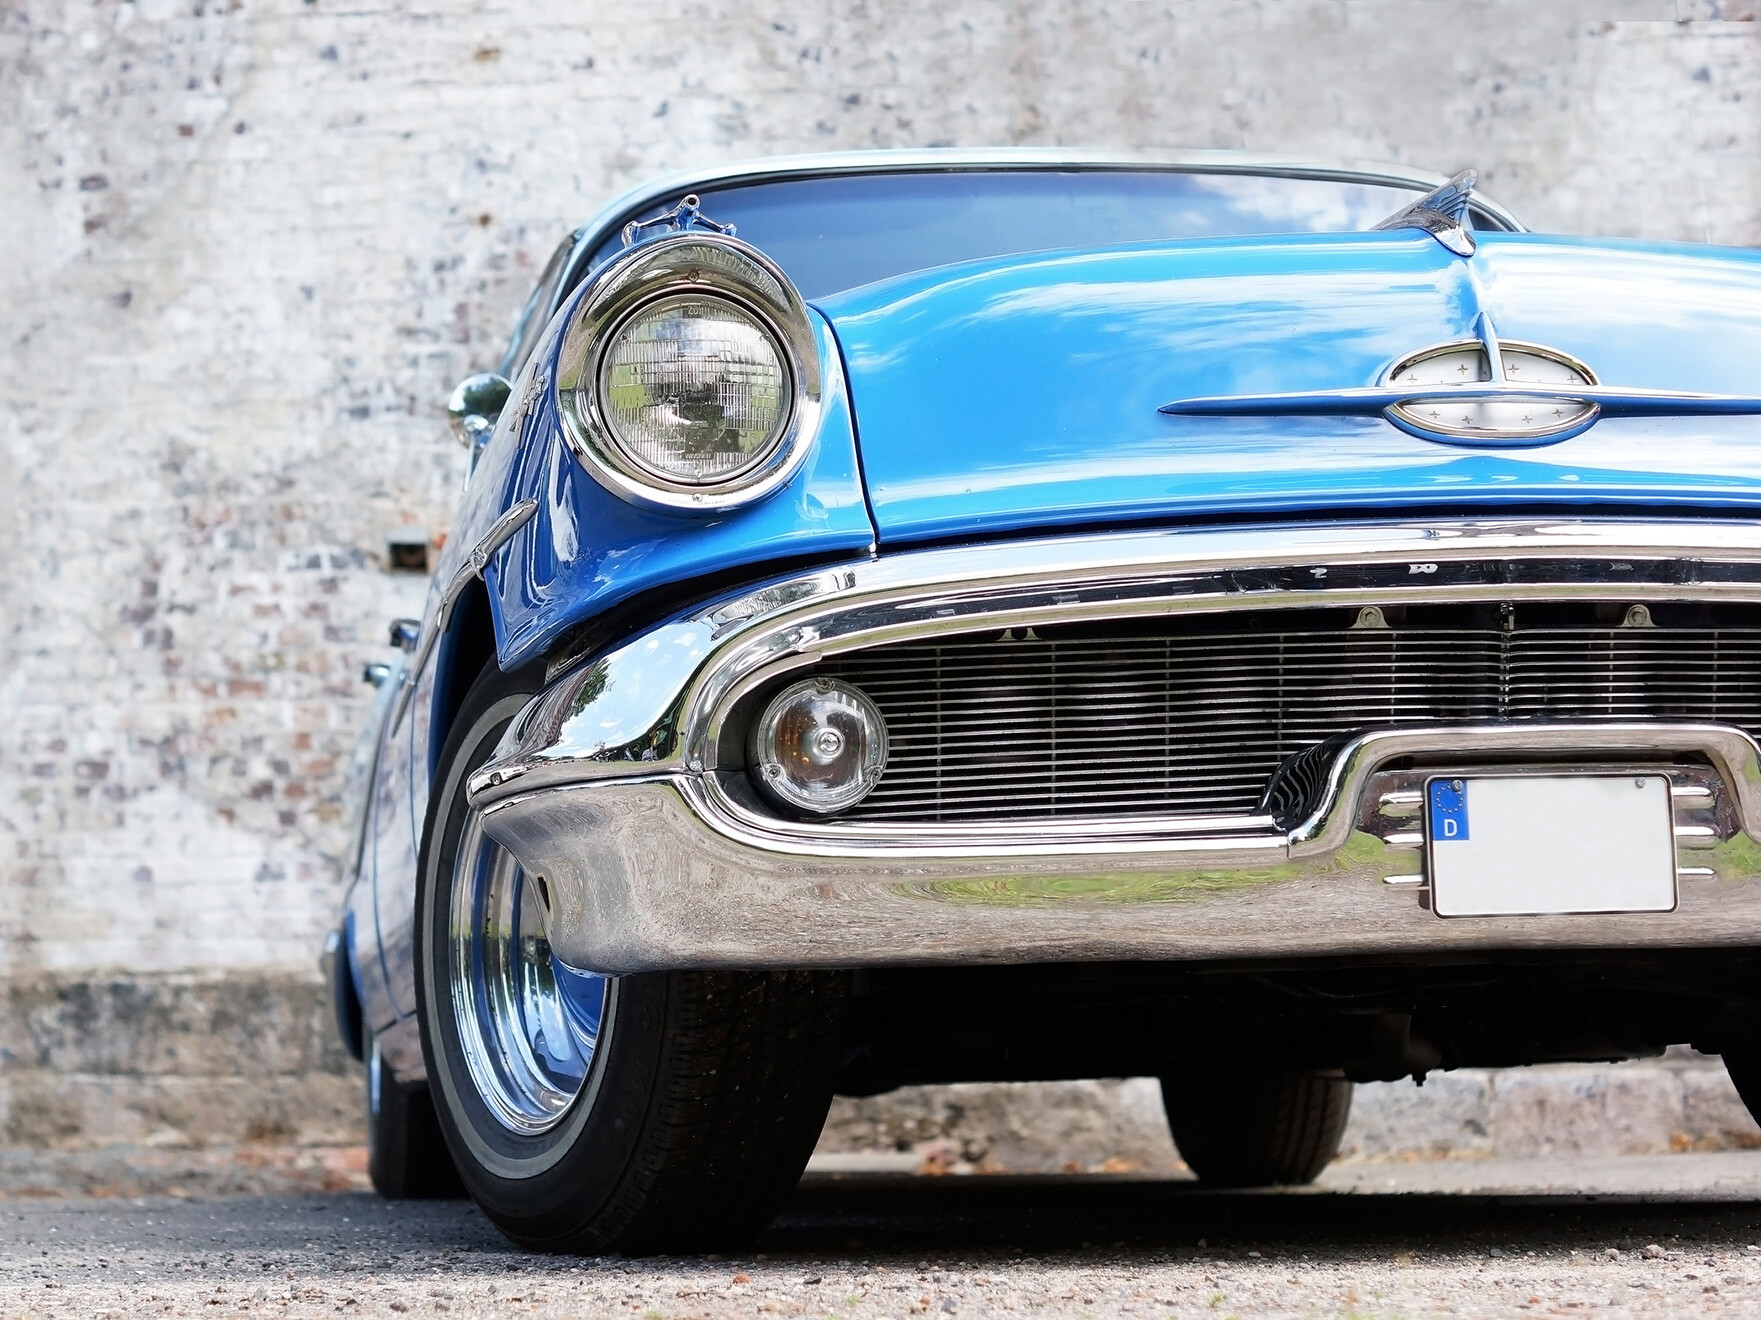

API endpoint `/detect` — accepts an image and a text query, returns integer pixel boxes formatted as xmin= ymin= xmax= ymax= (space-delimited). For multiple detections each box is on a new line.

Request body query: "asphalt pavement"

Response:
xmin=8 ymin=1155 xmax=1761 ymax=1317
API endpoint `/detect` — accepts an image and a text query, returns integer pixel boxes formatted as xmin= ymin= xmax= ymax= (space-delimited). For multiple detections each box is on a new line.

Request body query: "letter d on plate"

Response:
xmin=1429 ymin=779 xmax=1470 ymax=842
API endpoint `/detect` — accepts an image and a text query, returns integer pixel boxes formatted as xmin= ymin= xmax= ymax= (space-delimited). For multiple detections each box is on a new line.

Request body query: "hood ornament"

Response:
xmin=1373 ymin=170 xmax=1479 ymax=257
xmin=621 ymin=194 xmax=736 ymax=247
xmin=1160 ymin=314 xmax=1761 ymax=448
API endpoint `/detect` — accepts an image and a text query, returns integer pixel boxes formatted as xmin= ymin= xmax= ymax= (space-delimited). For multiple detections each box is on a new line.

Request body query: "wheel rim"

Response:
xmin=449 ymin=810 xmax=607 ymax=1135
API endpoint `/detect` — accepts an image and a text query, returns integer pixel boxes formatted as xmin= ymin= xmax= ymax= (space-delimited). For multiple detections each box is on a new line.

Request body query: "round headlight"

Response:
xmin=598 ymin=294 xmax=791 ymax=485
xmin=749 ymin=678 xmax=888 ymax=815
xmin=556 ymin=233 xmax=821 ymax=513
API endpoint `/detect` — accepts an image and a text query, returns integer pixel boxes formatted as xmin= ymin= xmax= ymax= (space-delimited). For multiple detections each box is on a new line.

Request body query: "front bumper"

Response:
xmin=471 ymin=518 xmax=1761 ymax=973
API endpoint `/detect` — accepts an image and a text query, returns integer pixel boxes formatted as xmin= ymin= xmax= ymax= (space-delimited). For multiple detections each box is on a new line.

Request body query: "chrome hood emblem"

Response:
xmin=1382 ymin=319 xmax=1600 ymax=444
xmin=1160 ymin=314 xmax=1761 ymax=448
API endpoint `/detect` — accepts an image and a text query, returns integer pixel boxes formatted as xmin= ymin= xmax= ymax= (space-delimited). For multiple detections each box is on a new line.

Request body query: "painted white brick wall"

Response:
xmin=2 ymin=1 xmax=1757 ymax=993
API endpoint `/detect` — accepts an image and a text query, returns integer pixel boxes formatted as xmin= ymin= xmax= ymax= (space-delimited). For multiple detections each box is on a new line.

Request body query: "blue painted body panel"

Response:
xmin=344 ymin=168 xmax=1761 ymax=1075
xmin=352 ymin=305 xmax=871 ymax=1053
xmin=817 ymin=232 xmax=1761 ymax=545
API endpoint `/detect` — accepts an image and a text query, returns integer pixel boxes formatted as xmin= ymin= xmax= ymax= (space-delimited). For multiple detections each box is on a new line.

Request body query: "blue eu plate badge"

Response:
xmin=1429 ymin=779 xmax=1469 ymax=842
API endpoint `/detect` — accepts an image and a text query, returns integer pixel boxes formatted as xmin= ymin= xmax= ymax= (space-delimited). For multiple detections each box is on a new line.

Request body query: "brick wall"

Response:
xmin=3 ymin=0 xmax=1759 ymax=1153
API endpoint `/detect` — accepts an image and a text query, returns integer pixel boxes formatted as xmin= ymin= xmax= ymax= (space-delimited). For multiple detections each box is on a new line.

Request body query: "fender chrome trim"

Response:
xmin=389 ymin=498 xmax=539 ymax=731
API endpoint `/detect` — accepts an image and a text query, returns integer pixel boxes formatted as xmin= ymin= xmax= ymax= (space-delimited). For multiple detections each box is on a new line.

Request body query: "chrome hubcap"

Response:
xmin=450 ymin=811 xmax=607 ymax=1134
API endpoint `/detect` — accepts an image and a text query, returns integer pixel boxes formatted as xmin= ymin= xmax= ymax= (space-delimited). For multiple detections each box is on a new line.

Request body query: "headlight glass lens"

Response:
xmin=750 ymin=679 xmax=888 ymax=815
xmin=598 ymin=294 xmax=791 ymax=485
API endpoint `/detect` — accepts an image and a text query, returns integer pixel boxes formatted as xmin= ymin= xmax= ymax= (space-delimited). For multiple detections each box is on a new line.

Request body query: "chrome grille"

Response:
xmin=820 ymin=609 xmax=1761 ymax=822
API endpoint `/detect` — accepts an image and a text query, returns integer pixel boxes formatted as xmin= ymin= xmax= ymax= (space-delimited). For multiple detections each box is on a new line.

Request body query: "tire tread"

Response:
xmin=1161 ymin=1071 xmax=1351 ymax=1187
xmin=551 ymin=969 xmax=845 ymax=1253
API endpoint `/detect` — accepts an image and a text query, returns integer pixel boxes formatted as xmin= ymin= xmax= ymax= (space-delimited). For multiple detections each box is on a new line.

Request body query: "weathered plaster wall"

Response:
xmin=3 ymin=0 xmax=1759 ymax=1152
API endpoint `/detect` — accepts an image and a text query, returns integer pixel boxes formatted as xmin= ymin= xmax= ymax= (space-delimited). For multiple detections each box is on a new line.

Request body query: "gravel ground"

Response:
xmin=8 ymin=1157 xmax=1761 ymax=1318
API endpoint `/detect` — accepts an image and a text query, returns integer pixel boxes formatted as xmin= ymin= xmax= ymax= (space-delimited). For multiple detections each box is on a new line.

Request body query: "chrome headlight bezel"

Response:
xmin=555 ymin=233 xmax=823 ymax=514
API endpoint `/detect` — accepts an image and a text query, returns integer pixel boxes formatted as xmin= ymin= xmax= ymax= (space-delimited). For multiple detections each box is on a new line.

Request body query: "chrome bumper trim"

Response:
xmin=466 ymin=518 xmax=1761 ymax=972
xmin=1290 ymin=723 xmax=1761 ymax=854
xmin=479 ymin=725 xmax=1761 ymax=973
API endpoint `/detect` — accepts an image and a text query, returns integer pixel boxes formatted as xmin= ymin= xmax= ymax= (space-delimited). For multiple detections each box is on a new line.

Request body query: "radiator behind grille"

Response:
xmin=819 ymin=609 xmax=1761 ymax=823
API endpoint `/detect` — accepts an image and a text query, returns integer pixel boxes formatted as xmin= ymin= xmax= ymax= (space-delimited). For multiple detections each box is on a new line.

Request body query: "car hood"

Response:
xmin=815 ymin=231 xmax=1761 ymax=545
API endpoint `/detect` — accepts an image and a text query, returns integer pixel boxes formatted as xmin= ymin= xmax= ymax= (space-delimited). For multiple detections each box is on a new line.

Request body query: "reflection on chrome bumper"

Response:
xmin=479 ymin=723 xmax=1761 ymax=973
xmin=470 ymin=519 xmax=1761 ymax=973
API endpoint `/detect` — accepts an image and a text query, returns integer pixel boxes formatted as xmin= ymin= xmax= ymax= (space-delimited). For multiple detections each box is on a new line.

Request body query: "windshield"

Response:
xmin=580 ymin=168 xmax=1486 ymax=302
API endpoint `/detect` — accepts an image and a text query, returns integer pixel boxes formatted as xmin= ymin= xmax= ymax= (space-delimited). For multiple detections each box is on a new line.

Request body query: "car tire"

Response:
xmin=1160 ymin=1070 xmax=1352 ymax=1187
xmin=1718 ymin=1050 xmax=1761 ymax=1131
xmin=365 ymin=1026 xmax=466 ymax=1199
xmin=415 ymin=661 xmax=847 ymax=1253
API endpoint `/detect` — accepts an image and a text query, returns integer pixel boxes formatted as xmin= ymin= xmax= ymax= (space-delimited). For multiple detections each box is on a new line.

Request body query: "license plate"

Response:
xmin=1426 ymin=774 xmax=1677 ymax=918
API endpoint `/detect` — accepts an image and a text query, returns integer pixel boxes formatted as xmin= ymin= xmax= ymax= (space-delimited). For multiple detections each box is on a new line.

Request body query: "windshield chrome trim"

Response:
xmin=546 ymin=149 xmax=1526 ymax=330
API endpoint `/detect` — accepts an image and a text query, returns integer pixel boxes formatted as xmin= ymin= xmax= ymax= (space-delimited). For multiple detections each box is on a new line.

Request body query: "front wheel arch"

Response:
xmin=426 ymin=576 xmax=501 ymax=781
xmin=412 ymin=660 xmax=846 ymax=1252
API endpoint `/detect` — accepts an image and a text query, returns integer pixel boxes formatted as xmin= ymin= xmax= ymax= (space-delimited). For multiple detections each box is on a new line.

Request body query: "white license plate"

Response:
xmin=1426 ymin=774 xmax=1678 ymax=918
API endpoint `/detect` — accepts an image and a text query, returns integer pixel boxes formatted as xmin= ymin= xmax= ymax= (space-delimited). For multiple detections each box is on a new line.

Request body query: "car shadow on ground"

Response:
xmin=772 ymin=1172 xmax=1761 ymax=1256
xmin=9 ymin=1166 xmax=1761 ymax=1265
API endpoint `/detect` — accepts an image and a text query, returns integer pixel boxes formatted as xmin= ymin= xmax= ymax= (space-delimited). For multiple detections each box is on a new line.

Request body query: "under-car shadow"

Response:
xmin=768 ymin=1175 xmax=1761 ymax=1254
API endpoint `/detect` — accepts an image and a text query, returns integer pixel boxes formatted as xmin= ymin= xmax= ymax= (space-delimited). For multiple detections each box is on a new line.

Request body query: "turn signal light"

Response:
xmin=749 ymin=678 xmax=888 ymax=815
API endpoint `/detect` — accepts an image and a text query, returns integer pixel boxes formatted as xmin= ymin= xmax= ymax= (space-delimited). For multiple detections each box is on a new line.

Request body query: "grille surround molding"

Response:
xmin=471 ymin=517 xmax=1761 ymax=852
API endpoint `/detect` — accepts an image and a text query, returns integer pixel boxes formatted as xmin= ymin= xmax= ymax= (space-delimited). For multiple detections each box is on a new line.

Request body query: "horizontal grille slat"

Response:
xmin=813 ymin=613 xmax=1761 ymax=824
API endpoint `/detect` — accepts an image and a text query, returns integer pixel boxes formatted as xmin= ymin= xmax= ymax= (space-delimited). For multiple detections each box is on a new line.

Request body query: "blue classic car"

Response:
xmin=330 ymin=150 xmax=1761 ymax=1250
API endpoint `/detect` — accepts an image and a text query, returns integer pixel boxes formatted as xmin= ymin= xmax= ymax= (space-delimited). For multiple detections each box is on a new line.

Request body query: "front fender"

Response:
xmin=471 ymin=304 xmax=874 ymax=674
